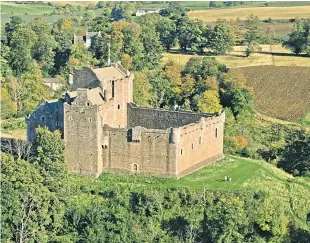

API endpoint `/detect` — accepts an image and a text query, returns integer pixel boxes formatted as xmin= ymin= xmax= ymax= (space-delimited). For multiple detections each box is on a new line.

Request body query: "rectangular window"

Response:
xmin=112 ymin=81 xmax=115 ymax=98
xmin=191 ymin=143 xmax=194 ymax=150
xmin=180 ymin=148 xmax=183 ymax=155
xmin=199 ymin=136 xmax=202 ymax=145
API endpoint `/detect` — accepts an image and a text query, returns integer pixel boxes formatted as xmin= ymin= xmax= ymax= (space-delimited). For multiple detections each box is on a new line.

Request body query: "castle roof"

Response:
xmin=67 ymin=88 xmax=105 ymax=105
xmin=91 ymin=62 xmax=129 ymax=81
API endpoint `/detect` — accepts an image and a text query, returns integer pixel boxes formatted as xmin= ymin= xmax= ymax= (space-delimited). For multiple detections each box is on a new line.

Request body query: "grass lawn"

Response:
xmin=71 ymin=156 xmax=310 ymax=222
xmin=163 ymin=44 xmax=310 ymax=68
xmin=72 ymin=156 xmax=306 ymax=192
xmin=188 ymin=6 xmax=310 ymax=22
xmin=0 ymin=2 xmax=54 ymax=15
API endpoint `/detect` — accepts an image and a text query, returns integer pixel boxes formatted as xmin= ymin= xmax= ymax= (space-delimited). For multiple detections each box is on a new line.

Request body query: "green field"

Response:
xmin=72 ymin=156 xmax=309 ymax=192
xmin=140 ymin=1 xmax=310 ymax=11
xmin=0 ymin=2 xmax=54 ymax=15
xmin=71 ymin=156 xmax=310 ymax=224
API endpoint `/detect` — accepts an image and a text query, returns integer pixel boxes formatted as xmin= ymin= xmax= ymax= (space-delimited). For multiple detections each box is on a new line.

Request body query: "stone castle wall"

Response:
xmin=101 ymin=76 xmax=133 ymax=128
xmin=26 ymin=100 xmax=64 ymax=141
xmin=174 ymin=112 xmax=225 ymax=177
xmin=127 ymin=103 xmax=214 ymax=130
xmin=102 ymin=126 xmax=177 ymax=177
xmin=64 ymin=96 xmax=103 ymax=177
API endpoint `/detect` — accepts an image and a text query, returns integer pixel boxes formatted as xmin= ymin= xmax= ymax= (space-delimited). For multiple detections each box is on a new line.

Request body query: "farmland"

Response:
xmin=163 ymin=44 xmax=310 ymax=68
xmin=230 ymin=66 xmax=310 ymax=120
xmin=188 ymin=6 xmax=310 ymax=22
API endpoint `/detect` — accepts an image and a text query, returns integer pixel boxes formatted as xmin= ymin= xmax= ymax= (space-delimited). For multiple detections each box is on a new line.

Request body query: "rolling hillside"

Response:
xmin=230 ymin=66 xmax=310 ymax=120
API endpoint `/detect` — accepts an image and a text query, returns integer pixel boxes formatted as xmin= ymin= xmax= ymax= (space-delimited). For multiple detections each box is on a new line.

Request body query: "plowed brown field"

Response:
xmin=230 ymin=66 xmax=310 ymax=120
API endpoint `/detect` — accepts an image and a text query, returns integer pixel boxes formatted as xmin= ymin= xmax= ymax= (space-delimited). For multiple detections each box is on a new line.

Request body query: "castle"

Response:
xmin=26 ymin=62 xmax=225 ymax=178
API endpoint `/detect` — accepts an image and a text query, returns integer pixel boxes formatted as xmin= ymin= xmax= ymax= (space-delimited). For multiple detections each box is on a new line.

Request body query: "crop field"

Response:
xmin=188 ymin=6 xmax=310 ymax=22
xmin=163 ymin=44 xmax=310 ymax=68
xmin=230 ymin=66 xmax=310 ymax=120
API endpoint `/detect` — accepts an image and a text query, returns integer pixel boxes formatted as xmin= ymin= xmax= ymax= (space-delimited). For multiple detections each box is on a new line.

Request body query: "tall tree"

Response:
xmin=133 ymin=71 xmax=154 ymax=107
xmin=244 ymin=14 xmax=262 ymax=56
xmin=52 ymin=19 xmax=75 ymax=72
xmin=1 ymin=153 xmax=67 ymax=242
xmin=9 ymin=27 xmax=37 ymax=75
xmin=156 ymin=17 xmax=177 ymax=51
xmin=208 ymin=20 xmax=235 ymax=54
xmin=283 ymin=19 xmax=310 ymax=56
xmin=194 ymin=90 xmax=222 ymax=113
xmin=5 ymin=16 xmax=24 ymax=45
xmin=29 ymin=17 xmax=57 ymax=75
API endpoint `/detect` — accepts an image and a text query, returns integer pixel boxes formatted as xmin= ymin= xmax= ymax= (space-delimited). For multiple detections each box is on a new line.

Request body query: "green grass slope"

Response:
xmin=0 ymin=2 xmax=54 ymax=15
xmin=71 ymin=156 xmax=310 ymax=227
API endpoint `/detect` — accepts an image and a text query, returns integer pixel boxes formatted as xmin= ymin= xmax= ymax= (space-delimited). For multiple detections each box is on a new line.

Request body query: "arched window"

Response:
xmin=133 ymin=163 xmax=138 ymax=172
xmin=41 ymin=116 xmax=45 ymax=122
xmin=215 ymin=128 xmax=218 ymax=138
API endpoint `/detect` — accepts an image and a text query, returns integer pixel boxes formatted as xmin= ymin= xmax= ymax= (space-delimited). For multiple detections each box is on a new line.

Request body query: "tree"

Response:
xmin=90 ymin=33 xmax=109 ymax=66
xmin=32 ymin=127 xmax=68 ymax=193
xmin=244 ymin=14 xmax=262 ymax=56
xmin=1 ymin=87 xmax=16 ymax=119
xmin=29 ymin=17 xmax=57 ymax=75
xmin=283 ymin=19 xmax=310 ymax=56
xmin=65 ymin=43 xmax=98 ymax=75
xmin=194 ymin=90 xmax=222 ymax=113
xmin=133 ymin=71 xmax=154 ymax=107
xmin=182 ymin=57 xmax=224 ymax=80
xmin=17 ymin=65 xmax=50 ymax=114
xmin=111 ymin=2 xmax=136 ymax=21
xmin=148 ymin=69 xmax=173 ymax=108
xmin=1 ymin=153 xmax=66 ymax=242
xmin=160 ymin=2 xmax=186 ymax=20
xmin=140 ymin=25 xmax=163 ymax=70
xmin=9 ymin=27 xmax=37 ymax=75
xmin=52 ymin=19 xmax=75 ymax=72
xmin=278 ymin=135 xmax=310 ymax=176
xmin=156 ymin=17 xmax=177 ymax=51
xmin=208 ymin=20 xmax=235 ymax=54
xmin=0 ymin=44 xmax=12 ymax=81
xmin=177 ymin=18 xmax=208 ymax=53
xmin=89 ymin=15 xmax=111 ymax=33
xmin=5 ymin=16 xmax=25 ymax=45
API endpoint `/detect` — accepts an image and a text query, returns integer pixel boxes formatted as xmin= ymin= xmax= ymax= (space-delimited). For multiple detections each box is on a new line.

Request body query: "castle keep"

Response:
xmin=26 ymin=62 xmax=225 ymax=178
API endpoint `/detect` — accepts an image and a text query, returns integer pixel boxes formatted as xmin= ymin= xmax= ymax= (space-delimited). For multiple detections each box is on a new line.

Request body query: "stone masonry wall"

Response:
xmin=127 ymin=103 xmax=214 ymax=130
xmin=175 ymin=111 xmax=225 ymax=177
xmin=26 ymin=100 xmax=64 ymax=142
xmin=101 ymin=76 xmax=133 ymax=128
xmin=103 ymin=126 xmax=177 ymax=177
xmin=64 ymin=95 xmax=103 ymax=177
